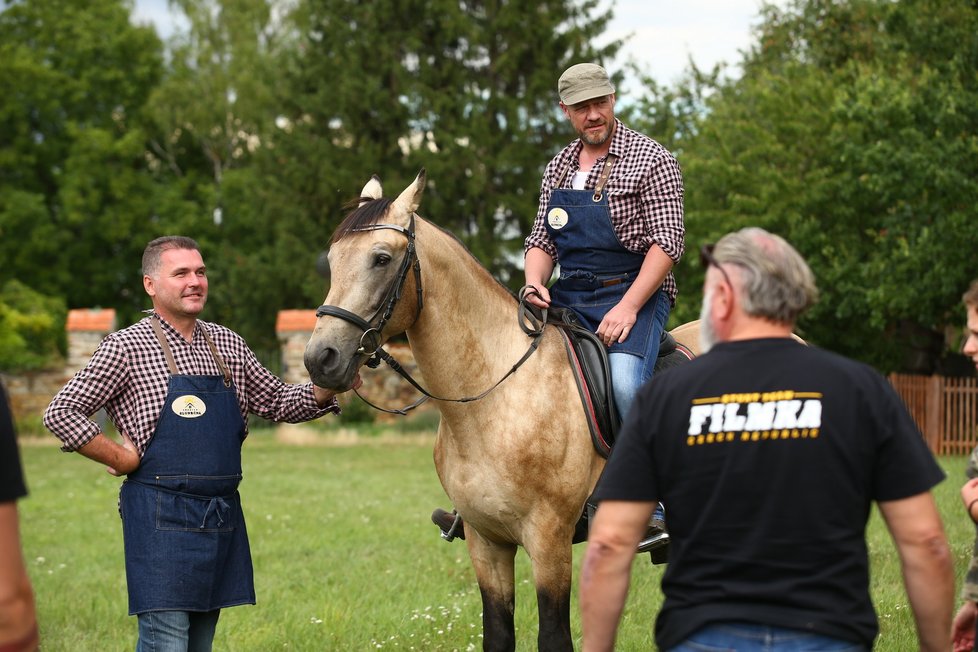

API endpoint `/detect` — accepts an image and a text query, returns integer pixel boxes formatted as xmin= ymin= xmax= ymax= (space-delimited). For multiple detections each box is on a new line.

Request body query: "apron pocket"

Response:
xmin=155 ymin=491 xmax=237 ymax=533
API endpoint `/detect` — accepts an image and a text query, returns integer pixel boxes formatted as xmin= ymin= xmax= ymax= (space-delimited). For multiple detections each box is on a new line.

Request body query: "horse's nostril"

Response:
xmin=319 ymin=347 xmax=338 ymax=369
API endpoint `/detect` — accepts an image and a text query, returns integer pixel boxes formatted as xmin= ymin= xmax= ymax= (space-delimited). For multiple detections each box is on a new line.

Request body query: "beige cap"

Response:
xmin=558 ymin=63 xmax=616 ymax=105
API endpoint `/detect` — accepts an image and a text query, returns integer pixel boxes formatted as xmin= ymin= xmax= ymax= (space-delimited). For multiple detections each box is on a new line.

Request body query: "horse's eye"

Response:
xmin=375 ymin=253 xmax=392 ymax=267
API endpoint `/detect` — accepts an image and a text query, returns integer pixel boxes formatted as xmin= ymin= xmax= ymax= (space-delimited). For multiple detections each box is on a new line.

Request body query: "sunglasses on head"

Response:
xmin=699 ymin=243 xmax=733 ymax=288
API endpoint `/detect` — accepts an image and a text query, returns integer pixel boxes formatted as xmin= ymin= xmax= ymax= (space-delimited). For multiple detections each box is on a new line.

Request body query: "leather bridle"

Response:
xmin=314 ymin=213 xmax=423 ymax=362
xmin=312 ymin=212 xmax=547 ymax=415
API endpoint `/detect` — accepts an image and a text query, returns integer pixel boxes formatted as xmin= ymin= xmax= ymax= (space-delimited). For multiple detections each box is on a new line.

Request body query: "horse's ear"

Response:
xmin=359 ymin=175 xmax=383 ymax=206
xmin=393 ymin=168 xmax=426 ymax=214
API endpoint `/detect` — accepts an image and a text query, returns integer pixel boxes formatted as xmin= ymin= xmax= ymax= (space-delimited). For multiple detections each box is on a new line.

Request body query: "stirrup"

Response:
xmin=638 ymin=530 xmax=669 ymax=565
xmin=431 ymin=508 xmax=465 ymax=542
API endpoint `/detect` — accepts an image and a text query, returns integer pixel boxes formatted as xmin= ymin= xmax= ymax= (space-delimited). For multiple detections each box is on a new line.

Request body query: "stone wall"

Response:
xmin=3 ymin=309 xmax=116 ymax=425
xmin=4 ymin=308 xmax=434 ymax=425
xmin=276 ymin=310 xmax=434 ymax=422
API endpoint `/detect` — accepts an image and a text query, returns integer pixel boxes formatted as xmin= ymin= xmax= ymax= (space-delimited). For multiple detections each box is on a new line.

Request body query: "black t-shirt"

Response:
xmin=0 ymin=383 xmax=28 ymax=503
xmin=594 ymin=338 xmax=944 ymax=650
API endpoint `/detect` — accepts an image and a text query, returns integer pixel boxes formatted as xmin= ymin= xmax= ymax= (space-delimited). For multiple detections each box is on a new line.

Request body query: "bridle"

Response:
xmin=313 ymin=212 xmax=547 ymax=415
xmin=315 ymin=213 xmax=423 ymax=361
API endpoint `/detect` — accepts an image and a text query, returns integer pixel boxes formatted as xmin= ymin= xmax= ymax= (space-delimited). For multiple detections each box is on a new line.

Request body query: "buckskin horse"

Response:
xmin=303 ymin=170 xmax=700 ymax=651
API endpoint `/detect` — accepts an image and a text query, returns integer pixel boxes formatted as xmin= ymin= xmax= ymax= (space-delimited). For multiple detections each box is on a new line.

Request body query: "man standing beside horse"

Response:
xmin=44 ymin=236 xmax=359 ymax=652
xmin=580 ymin=227 xmax=954 ymax=652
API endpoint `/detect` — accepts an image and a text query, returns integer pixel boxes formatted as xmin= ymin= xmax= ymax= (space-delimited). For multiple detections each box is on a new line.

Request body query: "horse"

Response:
xmin=303 ymin=170 xmax=701 ymax=651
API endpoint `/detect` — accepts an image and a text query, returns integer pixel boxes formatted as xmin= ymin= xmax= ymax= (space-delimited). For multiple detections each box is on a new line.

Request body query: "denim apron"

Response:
xmin=545 ymin=154 xmax=663 ymax=358
xmin=119 ymin=317 xmax=254 ymax=614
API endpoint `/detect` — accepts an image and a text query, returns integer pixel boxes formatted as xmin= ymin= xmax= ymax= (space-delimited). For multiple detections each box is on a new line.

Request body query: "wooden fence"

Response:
xmin=889 ymin=373 xmax=978 ymax=455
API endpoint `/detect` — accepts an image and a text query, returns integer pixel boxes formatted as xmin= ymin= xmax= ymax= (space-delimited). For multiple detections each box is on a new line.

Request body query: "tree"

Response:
xmin=273 ymin=0 xmax=624 ymax=287
xmin=0 ymin=0 xmax=164 ymax=325
xmin=628 ymin=0 xmax=978 ymax=373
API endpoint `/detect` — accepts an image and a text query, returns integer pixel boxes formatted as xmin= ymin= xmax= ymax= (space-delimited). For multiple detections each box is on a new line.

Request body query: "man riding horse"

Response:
xmin=433 ymin=61 xmax=685 ymax=540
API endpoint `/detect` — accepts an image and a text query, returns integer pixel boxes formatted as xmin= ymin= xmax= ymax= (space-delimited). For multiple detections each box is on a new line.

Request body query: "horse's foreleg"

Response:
xmin=526 ymin=535 xmax=575 ymax=652
xmin=466 ymin=535 xmax=518 ymax=652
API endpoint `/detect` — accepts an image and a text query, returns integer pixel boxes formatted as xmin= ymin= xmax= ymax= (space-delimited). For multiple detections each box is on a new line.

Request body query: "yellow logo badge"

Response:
xmin=172 ymin=395 xmax=207 ymax=419
xmin=547 ymin=207 xmax=569 ymax=230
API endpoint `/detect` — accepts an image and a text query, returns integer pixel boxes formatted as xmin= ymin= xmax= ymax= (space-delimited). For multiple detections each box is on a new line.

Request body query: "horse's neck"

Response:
xmin=406 ymin=222 xmax=523 ymax=394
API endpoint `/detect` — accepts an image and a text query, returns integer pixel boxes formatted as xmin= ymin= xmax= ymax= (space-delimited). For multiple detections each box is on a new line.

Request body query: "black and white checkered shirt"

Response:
xmin=44 ymin=311 xmax=338 ymax=454
xmin=524 ymin=119 xmax=685 ymax=304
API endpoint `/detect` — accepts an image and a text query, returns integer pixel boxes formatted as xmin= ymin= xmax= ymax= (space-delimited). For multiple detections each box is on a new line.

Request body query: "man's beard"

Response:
xmin=579 ymin=121 xmax=611 ymax=146
xmin=699 ymin=287 xmax=717 ymax=353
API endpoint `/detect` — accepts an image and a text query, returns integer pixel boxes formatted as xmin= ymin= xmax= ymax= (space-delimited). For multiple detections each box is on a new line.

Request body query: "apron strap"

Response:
xmin=592 ymin=153 xmax=617 ymax=202
xmin=200 ymin=327 xmax=233 ymax=387
xmin=151 ymin=315 xmax=234 ymax=387
xmin=151 ymin=316 xmax=180 ymax=375
xmin=553 ymin=152 xmax=618 ymax=199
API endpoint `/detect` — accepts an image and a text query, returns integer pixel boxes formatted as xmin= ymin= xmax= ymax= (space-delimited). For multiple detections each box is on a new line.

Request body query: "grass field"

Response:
xmin=16 ymin=427 xmax=978 ymax=651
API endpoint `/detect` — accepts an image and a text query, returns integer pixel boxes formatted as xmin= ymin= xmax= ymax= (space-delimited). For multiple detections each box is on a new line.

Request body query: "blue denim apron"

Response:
xmin=119 ymin=317 xmax=254 ymax=614
xmin=545 ymin=154 xmax=663 ymax=358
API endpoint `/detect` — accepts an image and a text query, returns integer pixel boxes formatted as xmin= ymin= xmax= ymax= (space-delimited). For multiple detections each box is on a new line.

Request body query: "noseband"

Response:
xmin=314 ymin=213 xmax=423 ymax=365
xmin=314 ymin=213 xmax=546 ymax=415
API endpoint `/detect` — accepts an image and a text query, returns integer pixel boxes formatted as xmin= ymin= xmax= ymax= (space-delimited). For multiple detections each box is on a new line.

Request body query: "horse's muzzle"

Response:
xmin=303 ymin=342 xmax=358 ymax=391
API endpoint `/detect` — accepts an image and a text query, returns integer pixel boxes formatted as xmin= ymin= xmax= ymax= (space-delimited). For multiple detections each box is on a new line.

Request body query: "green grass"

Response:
xmin=17 ymin=432 xmax=977 ymax=651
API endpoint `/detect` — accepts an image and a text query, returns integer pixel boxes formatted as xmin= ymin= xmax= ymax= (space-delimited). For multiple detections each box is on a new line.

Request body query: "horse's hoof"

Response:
xmin=431 ymin=508 xmax=465 ymax=541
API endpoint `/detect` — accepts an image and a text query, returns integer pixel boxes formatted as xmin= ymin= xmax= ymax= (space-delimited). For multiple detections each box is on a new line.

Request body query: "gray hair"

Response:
xmin=142 ymin=236 xmax=200 ymax=278
xmin=713 ymin=227 xmax=818 ymax=324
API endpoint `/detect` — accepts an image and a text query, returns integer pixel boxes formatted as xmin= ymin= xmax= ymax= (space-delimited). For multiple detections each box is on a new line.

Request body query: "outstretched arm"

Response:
xmin=878 ymin=491 xmax=954 ymax=652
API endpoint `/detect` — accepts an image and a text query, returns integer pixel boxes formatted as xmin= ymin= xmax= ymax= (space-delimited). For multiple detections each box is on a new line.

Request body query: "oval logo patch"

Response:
xmin=172 ymin=395 xmax=207 ymax=419
xmin=547 ymin=207 xmax=569 ymax=229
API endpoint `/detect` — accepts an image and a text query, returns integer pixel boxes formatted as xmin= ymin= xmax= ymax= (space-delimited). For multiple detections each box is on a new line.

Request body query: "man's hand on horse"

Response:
xmin=312 ymin=373 xmax=362 ymax=406
xmin=521 ymin=284 xmax=551 ymax=310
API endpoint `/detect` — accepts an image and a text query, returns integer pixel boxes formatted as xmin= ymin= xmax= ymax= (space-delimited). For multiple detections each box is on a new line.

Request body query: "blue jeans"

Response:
xmin=608 ymin=289 xmax=671 ymax=420
xmin=668 ymin=622 xmax=868 ymax=652
xmin=136 ymin=610 xmax=221 ymax=652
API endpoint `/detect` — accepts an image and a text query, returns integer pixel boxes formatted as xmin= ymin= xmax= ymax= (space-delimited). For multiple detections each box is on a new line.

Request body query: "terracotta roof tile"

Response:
xmin=66 ymin=308 xmax=116 ymax=332
xmin=276 ymin=310 xmax=317 ymax=332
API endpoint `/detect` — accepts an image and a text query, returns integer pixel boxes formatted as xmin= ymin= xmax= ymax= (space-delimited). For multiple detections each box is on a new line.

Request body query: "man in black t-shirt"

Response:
xmin=0 ymin=382 xmax=39 ymax=650
xmin=579 ymin=227 xmax=954 ymax=652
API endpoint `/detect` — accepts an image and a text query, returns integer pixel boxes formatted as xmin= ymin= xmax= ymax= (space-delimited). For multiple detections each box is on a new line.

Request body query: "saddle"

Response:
xmin=542 ymin=306 xmax=693 ymax=458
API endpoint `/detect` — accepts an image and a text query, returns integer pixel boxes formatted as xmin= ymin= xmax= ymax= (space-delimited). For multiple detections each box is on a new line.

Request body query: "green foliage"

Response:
xmin=0 ymin=280 xmax=66 ymax=372
xmin=629 ymin=0 xmax=978 ymax=373
xmin=276 ymin=0 xmax=624 ymax=287
xmin=0 ymin=0 xmax=165 ymax=327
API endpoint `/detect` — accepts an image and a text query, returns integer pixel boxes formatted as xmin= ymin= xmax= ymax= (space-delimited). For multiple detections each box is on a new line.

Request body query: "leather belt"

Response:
xmin=601 ymin=278 xmax=624 ymax=287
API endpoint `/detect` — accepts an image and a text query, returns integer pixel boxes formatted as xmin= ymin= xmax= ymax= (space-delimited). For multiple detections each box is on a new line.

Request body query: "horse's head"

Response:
xmin=303 ymin=170 xmax=426 ymax=390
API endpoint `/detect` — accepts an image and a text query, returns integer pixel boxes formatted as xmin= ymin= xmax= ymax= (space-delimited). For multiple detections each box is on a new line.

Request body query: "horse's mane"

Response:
xmin=332 ymin=196 xmax=517 ymax=301
xmin=330 ymin=197 xmax=394 ymax=245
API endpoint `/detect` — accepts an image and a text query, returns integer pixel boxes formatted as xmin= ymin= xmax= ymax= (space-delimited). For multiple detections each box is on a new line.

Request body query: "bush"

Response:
xmin=0 ymin=280 xmax=66 ymax=372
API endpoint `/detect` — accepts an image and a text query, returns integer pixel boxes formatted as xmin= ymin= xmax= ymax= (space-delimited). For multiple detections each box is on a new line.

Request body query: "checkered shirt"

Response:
xmin=524 ymin=119 xmax=685 ymax=304
xmin=963 ymin=446 xmax=978 ymax=601
xmin=44 ymin=312 xmax=338 ymax=455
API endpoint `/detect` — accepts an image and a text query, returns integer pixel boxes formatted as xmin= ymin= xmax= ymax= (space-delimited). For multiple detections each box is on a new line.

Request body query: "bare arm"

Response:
xmin=877 ymin=491 xmax=954 ymax=652
xmin=597 ymin=245 xmax=672 ymax=347
xmin=0 ymin=503 xmax=38 ymax=651
xmin=523 ymin=246 xmax=555 ymax=309
xmin=579 ymin=500 xmax=655 ymax=652
xmin=76 ymin=432 xmax=140 ymax=476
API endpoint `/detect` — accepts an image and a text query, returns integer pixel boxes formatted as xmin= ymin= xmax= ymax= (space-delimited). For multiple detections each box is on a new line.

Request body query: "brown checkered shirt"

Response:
xmin=524 ymin=119 xmax=685 ymax=305
xmin=44 ymin=311 xmax=338 ymax=455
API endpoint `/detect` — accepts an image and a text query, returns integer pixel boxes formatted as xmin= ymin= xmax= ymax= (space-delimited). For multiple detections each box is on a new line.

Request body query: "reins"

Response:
xmin=313 ymin=215 xmax=549 ymax=415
